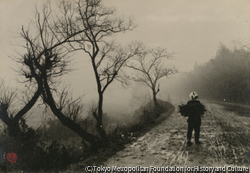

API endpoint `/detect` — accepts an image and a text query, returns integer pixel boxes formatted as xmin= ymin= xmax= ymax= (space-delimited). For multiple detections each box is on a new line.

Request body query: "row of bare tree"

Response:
xmin=0 ymin=0 xmax=177 ymax=147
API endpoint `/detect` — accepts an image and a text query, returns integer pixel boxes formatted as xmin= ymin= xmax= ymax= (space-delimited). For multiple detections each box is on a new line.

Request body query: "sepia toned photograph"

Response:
xmin=0 ymin=0 xmax=249 ymax=172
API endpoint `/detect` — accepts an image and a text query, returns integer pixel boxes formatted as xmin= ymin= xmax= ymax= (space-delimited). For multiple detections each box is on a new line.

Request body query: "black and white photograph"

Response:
xmin=0 ymin=0 xmax=249 ymax=172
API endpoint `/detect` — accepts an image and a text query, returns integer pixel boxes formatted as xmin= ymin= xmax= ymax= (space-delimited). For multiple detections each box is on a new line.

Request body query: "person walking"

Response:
xmin=180 ymin=92 xmax=206 ymax=146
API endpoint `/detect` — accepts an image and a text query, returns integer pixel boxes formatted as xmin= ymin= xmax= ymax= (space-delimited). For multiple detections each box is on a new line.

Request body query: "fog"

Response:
xmin=0 ymin=0 xmax=249 ymax=127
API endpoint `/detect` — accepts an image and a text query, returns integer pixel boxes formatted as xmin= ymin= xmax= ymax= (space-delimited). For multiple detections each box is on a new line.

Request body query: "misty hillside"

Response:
xmin=182 ymin=44 xmax=250 ymax=104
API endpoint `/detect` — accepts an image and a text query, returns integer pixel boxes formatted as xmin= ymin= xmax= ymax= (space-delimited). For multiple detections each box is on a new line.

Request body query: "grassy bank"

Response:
xmin=64 ymin=100 xmax=175 ymax=171
xmin=0 ymin=100 xmax=174 ymax=172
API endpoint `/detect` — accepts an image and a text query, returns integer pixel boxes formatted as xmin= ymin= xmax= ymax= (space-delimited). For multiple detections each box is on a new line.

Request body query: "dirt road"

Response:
xmin=103 ymin=103 xmax=250 ymax=168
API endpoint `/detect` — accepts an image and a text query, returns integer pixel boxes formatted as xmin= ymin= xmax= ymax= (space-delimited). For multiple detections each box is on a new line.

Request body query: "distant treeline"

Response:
xmin=185 ymin=44 xmax=250 ymax=104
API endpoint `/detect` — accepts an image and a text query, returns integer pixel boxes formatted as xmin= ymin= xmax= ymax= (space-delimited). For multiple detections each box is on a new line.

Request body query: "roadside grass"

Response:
xmin=0 ymin=120 xmax=82 ymax=172
xmin=64 ymin=99 xmax=175 ymax=170
xmin=0 ymin=99 xmax=174 ymax=172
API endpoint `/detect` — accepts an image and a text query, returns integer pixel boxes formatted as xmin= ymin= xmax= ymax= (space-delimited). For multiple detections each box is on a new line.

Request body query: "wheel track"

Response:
xmin=103 ymin=103 xmax=250 ymax=168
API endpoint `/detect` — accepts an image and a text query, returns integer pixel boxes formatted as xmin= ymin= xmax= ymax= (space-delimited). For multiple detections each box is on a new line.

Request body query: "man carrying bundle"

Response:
xmin=179 ymin=91 xmax=206 ymax=146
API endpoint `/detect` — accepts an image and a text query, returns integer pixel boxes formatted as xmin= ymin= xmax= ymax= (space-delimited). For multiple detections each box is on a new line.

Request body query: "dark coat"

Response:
xmin=179 ymin=100 xmax=206 ymax=125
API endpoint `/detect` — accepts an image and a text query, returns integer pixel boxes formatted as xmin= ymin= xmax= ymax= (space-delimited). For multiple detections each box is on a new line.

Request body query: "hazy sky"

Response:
xmin=0 ymin=0 xmax=249 ymax=123
xmin=0 ymin=0 xmax=249 ymax=77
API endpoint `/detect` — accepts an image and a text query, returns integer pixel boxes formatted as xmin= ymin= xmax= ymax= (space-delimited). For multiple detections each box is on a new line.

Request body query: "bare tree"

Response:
xmin=54 ymin=0 xmax=143 ymax=140
xmin=126 ymin=47 xmax=177 ymax=106
xmin=0 ymin=79 xmax=41 ymax=137
xmin=18 ymin=2 xmax=100 ymax=146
